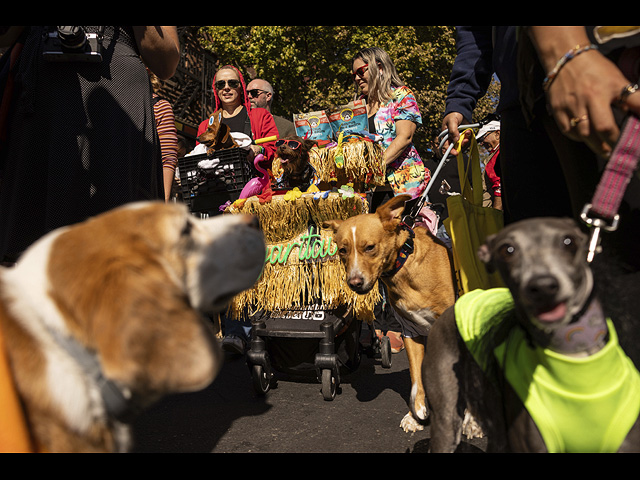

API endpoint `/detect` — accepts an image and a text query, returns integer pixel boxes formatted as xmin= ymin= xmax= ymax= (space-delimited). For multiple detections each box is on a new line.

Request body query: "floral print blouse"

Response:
xmin=373 ymin=86 xmax=429 ymax=199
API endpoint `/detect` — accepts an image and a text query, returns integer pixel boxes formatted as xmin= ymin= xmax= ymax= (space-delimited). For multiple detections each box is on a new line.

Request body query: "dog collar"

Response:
xmin=48 ymin=328 xmax=140 ymax=425
xmin=277 ymin=163 xmax=318 ymax=190
xmin=382 ymin=222 xmax=415 ymax=277
xmin=546 ymin=297 xmax=609 ymax=356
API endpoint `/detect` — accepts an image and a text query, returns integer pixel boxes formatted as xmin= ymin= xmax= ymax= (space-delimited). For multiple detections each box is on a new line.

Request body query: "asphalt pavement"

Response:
xmin=131 ymin=327 xmax=487 ymax=454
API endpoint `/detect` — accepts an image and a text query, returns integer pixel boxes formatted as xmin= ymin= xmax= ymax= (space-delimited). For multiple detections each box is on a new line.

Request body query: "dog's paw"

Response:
xmin=462 ymin=409 xmax=484 ymax=439
xmin=400 ymin=412 xmax=424 ymax=433
xmin=414 ymin=402 xmax=429 ymax=422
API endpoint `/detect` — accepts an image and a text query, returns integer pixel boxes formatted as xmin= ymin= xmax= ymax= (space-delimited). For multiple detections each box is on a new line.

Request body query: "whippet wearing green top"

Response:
xmin=424 ymin=218 xmax=640 ymax=453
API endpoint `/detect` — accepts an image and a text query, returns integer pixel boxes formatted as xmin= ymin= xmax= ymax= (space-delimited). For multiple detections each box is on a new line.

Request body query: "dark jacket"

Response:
xmin=444 ymin=26 xmax=520 ymax=121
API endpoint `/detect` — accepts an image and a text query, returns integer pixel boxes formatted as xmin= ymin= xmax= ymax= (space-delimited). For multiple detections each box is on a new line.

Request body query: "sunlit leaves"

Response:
xmin=198 ymin=26 xmax=499 ymax=159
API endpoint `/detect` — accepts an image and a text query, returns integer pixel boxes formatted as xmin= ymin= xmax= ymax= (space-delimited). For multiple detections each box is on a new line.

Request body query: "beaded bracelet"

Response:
xmin=542 ymin=44 xmax=598 ymax=91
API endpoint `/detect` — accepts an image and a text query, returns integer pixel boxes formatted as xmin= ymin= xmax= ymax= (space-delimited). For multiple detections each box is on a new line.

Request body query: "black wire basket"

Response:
xmin=177 ymin=148 xmax=252 ymax=214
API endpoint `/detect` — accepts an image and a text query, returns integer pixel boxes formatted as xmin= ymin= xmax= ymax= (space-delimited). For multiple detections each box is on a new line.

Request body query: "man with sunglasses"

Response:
xmin=247 ymin=78 xmax=295 ymax=138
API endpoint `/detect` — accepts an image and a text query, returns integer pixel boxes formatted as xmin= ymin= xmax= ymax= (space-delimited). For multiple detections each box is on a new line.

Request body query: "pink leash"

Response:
xmin=581 ymin=115 xmax=640 ymax=262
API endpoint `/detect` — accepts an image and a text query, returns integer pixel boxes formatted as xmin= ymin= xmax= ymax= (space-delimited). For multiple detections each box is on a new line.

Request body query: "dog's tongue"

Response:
xmin=536 ymin=303 xmax=567 ymax=323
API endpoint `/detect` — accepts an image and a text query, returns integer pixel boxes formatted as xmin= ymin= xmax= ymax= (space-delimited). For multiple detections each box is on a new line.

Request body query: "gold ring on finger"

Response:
xmin=570 ymin=115 xmax=588 ymax=128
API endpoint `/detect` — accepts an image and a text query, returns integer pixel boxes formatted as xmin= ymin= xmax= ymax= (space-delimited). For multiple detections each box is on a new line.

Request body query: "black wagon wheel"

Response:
xmin=252 ymin=364 xmax=271 ymax=395
xmin=321 ymin=369 xmax=337 ymax=401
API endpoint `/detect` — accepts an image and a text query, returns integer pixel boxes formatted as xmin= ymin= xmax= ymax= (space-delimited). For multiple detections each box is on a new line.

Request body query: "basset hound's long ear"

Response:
xmin=46 ymin=212 xmax=221 ymax=398
xmin=95 ymin=262 xmax=221 ymax=396
xmin=216 ymin=123 xmax=238 ymax=149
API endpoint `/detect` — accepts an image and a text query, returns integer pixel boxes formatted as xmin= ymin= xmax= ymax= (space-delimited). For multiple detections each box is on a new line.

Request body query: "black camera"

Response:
xmin=42 ymin=26 xmax=103 ymax=63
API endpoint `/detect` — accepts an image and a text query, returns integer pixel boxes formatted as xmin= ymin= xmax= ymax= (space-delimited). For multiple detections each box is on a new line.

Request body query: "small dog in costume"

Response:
xmin=424 ymin=217 xmax=640 ymax=453
xmin=274 ymin=136 xmax=319 ymax=191
xmin=198 ymin=110 xmax=238 ymax=156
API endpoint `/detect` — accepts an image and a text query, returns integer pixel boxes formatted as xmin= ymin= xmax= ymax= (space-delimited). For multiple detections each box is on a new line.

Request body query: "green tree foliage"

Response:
xmin=198 ymin=26 xmax=499 ymax=159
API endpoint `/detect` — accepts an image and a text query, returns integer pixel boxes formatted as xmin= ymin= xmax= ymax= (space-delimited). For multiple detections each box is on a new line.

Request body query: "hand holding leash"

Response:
xmin=528 ymin=26 xmax=640 ymax=158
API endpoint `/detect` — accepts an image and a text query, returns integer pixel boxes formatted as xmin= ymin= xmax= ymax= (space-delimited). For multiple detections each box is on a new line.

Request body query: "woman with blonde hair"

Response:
xmin=352 ymin=47 xmax=429 ymax=202
xmin=353 ymin=47 xmax=430 ymax=355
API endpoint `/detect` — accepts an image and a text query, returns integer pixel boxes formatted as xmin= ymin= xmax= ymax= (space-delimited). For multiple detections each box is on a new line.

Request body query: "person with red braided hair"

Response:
xmin=197 ymin=65 xmax=278 ymax=355
xmin=197 ymin=65 xmax=278 ymax=163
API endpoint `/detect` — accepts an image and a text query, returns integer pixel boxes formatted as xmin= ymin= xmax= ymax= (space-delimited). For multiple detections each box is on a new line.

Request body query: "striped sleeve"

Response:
xmin=153 ymin=97 xmax=178 ymax=173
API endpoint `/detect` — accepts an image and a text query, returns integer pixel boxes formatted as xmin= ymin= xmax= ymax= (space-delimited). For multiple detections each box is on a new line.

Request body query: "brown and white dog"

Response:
xmin=0 ymin=202 xmax=265 ymax=452
xmin=324 ymin=194 xmax=456 ymax=432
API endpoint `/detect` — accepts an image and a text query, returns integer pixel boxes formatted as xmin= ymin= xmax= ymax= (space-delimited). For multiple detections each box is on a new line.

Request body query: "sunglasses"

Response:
xmin=276 ymin=139 xmax=301 ymax=149
xmin=352 ymin=63 xmax=369 ymax=80
xmin=247 ymin=89 xmax=268 ymax=98
xmin=214 ymin=79 xmax=241 ymax=90
xmin=479 ymin=132 xmax=498 ymax=149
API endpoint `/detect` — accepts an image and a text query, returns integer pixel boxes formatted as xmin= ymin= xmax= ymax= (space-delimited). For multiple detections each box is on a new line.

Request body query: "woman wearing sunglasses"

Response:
xmin=196 ymin=65 xmax=278 ymax=356
xmin=352 ymin=47 xmax=429 ymax=205
xmin=352 ymin=47 xmax=430 ymax=356
xmin=197 ymin=65 xmax=278 ymax=163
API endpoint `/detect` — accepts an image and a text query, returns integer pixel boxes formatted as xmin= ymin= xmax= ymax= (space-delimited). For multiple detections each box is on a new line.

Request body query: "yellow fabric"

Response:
xmin=444 ymin=130 xmax=504 ymax=295
xmin=457 ymin=289 xmax=640 ymax=453
xmin=496 ymin=317 xmax=640 ymax=453
xmin=455 ymin=288 xmax=514 ymax=373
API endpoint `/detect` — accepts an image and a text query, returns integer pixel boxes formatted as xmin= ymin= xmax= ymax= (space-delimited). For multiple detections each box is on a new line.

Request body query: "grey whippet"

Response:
xmin=423 ymin=217 xmax=640 ymax=453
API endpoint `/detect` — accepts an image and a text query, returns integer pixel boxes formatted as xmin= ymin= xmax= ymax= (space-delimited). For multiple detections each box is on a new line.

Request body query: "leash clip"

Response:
xmin=399 ymin=220 xmax=415 ymax=254
xmin=580 ymin=203 xmax=619 ymax=263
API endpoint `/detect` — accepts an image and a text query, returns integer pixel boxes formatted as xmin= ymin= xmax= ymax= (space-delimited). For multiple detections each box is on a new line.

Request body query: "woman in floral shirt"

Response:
xmin=352 ymin=47 xmax=429 ymax=200
xmin=352 ymin=47 xmax=429 ymax=354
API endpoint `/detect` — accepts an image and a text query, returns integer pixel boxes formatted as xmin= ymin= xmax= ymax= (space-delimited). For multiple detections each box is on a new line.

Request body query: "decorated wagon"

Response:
xmin=224 ymin=135 xmax=388 ymax=400
xmin=177 ymin=101 xmax=393 ymax=400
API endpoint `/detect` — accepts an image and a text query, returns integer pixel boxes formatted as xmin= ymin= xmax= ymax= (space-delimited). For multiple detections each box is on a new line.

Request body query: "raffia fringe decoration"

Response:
xmin=272 ymin=140 xmax=386 ymax=187
xmin=236 ymin=194 xmax=310 ymax=244
xmin=229 ymin=257 xmax=380 ymax=323
xmin=227 ymin=192 xmax=379 ymax=322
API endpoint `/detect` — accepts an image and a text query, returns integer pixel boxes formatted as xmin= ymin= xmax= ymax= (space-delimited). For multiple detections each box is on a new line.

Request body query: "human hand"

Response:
xmin=440 ymin=112 xmax=467 ymax=156
xmin=248 ymin=145 xmax=260 ymax=160
xmin=545 ymin=49 xmax=640 ymax=157
xmin=528 ymin=26 xmax=640 ymax=157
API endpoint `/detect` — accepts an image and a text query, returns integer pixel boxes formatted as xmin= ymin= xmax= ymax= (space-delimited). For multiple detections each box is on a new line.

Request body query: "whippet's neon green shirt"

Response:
xmin=456 ymin=288 xmax=640 ymax=453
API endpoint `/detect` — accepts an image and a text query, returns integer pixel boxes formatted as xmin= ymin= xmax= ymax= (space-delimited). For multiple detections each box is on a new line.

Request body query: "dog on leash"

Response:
xmin=198 ymin=110 xmax=238 ymax=156
xmin=275 ymin=136 xmax=319 ymax=191
xmin=324 ymin=194 xmax=456 ymax=432
xmin=0 ymin=202 xmax=265 ymax=452
xmin=424 ymin=217 xmax=640 ymax=452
